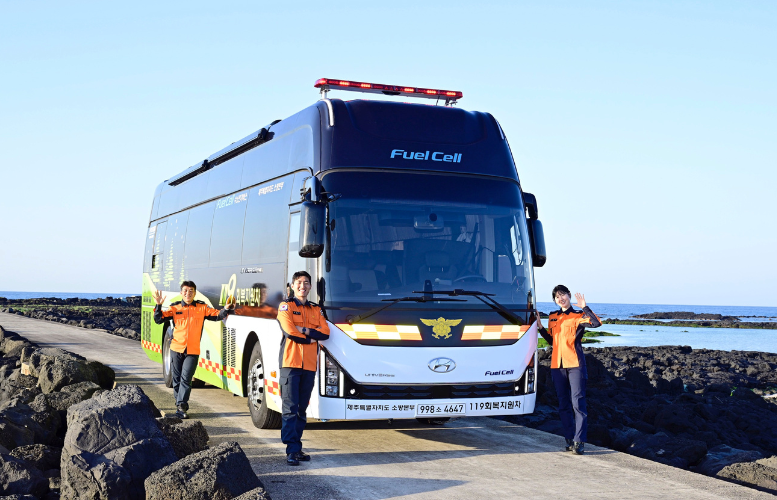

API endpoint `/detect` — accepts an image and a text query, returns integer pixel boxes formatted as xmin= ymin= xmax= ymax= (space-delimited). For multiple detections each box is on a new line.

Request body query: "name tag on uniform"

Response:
xmin=293 ymin=311 xmax=301 ymax=315
xmin=175 ymin=312 xmax=183 ymax=315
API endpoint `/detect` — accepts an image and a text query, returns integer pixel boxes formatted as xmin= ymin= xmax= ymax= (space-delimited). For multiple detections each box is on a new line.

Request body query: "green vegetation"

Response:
xmin=537 ymin=330 xmax=620 ymax=349
xmin=585 ymin=331 xmax=619 ymax=337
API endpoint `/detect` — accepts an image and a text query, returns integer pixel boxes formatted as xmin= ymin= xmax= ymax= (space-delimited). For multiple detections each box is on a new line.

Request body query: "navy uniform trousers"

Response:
xmin=280 ymin=367 xmax=316 ymax=455
xmin=551 ymin=366 xmax=587 ymax=443
xmin=170 ymin=350 xmax=199 ymax=411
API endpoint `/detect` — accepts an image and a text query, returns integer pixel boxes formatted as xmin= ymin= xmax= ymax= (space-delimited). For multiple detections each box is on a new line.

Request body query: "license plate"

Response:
xmin=415 ymin=403 xmax=465 ymax=417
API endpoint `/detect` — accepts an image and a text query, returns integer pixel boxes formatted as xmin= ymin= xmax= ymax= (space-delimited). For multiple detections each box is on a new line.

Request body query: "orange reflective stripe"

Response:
xmin=142 ymin=340 xmax=162 ymax=353
xmin=197 ymin=358 xmax=242 ymax=381
xmin=336 ymin=324 xmax=422 ymax=341
xmin=461 ymin=324 xmax=530 ymax=340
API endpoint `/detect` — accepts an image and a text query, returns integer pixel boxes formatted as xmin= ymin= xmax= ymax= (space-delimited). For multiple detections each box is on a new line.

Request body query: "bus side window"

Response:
xmin=242 ymin=176 xmax=293 ymax=265
xmin=151 ymin=222 xmax=167 ymax=271
xmin=210 ymin=191 xmax=249 ymax=268
xmin=287 ymin=212 xmax=305 ymax=284
xmin=185 ymin=202 xmax=215 ymax=269
xmin=163 ymin=212 xmax=189 ymax=289
xmin=143 ymin=225 xmax=157 ymax=273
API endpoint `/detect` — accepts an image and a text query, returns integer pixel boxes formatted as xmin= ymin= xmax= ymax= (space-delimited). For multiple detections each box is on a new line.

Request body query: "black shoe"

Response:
xmin=176 ymin=407 xmax=188 ymax=419
xmin=286 ymin=453 xmax=300 ymax=466
xmin=295 ymin=451 xmax=311 ymax=462
xmin=573 ymin=442 xmax=585 ymax=455
xmin=565 ymin=438 xmax=574 ymax=451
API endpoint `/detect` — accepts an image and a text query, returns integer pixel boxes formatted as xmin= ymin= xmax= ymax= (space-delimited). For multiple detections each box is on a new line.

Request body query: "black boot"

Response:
xmin=565 ymin=438 xmax=574 ymax=451
xmin=573 ymin=442 xmax=585 ymax=455
xmin=286 ymin=453 xmax=300 ymax=466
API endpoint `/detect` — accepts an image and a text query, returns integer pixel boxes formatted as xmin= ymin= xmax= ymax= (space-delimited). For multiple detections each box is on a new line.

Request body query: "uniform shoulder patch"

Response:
xmin=279 ymin=303 xmax=288 ymax=311
xmin=193 ymin=300 xmax=205 ymax=305
xmin=170 ymin=301 xmax=181 ymax=306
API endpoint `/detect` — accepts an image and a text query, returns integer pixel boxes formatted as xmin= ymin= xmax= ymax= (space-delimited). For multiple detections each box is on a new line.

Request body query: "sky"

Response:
xmin=0 ymin=1 xmax=774 ymax=307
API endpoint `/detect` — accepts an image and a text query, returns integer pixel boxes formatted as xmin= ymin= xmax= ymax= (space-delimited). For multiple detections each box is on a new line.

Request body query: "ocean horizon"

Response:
xmin=1 ymin=291 xmax=774 ymax=317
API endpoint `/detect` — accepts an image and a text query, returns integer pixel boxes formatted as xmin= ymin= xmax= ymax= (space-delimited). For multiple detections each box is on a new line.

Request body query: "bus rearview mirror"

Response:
xmin=528 ymin=219 xmax=547 ymax=267
xmin=299 ymin=201 xmax=325 ymax=258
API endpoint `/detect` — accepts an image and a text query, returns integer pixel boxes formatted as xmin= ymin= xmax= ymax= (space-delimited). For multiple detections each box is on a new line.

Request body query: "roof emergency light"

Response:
xmin=315 ymin=78 xmax=463 ymax=106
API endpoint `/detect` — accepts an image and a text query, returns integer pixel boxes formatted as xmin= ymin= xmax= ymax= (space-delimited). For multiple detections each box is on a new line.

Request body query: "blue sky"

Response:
xmin=0 ymin=1 xmax=774 ymax=307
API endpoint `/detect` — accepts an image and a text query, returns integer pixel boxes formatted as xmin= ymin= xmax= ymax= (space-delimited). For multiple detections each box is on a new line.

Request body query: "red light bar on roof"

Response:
xmin=314 ymin=78 xmax=463 ymax=103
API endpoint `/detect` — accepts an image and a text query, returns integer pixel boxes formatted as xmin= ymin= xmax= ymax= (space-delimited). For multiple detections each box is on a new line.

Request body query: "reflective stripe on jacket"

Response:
xmin=276 ymin=298 xmax=330 ymax=372
xmin=154 ymin=300 xmax=230 ymax=355
xmin=539 ymin=306 xmax=602 ymax=369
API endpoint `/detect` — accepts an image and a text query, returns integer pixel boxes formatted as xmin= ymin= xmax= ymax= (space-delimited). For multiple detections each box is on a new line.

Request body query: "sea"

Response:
xmin=1 ymin=292 xmax=775 ymax=353
xmin=536 ymin=302 xmax=777 ymax=354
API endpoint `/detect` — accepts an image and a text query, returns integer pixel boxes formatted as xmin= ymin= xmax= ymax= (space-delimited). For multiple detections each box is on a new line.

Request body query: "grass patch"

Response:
xmin=537 ymin=330 xmax=617 ymax=348
xmin=584 ymin=331 xmax=619 ymax=337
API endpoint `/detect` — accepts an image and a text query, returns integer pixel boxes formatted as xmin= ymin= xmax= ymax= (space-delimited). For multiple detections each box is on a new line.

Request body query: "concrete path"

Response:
xmin=1 ymin=312 xmax=774 ymax=500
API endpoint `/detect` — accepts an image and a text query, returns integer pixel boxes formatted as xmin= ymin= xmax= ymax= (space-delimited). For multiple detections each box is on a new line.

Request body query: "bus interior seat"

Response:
xmin=403 ymin=239 xmax=470 ymax=285
xmin=371 ymin=250 xmax=403 ymax=288
xmin=418 ymin=251 xmax=458 ymax=285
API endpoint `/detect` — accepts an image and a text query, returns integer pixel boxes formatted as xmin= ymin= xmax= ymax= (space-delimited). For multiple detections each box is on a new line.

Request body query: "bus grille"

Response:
xmin=352 ymin=381 xmax=520 ymax=400
xmin=222 ymin=325 xmax=237 ymax=368
xmin=141 ymin=311 xmax=153 ymax=342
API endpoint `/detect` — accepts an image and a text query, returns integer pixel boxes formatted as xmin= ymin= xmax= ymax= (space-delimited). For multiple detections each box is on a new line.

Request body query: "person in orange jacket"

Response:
xmin=276 ymin=271 xmax=330 ymax=466
xmin=153 ymin=281 xmax=234 ymax=418
xmin=537 ymin=285 xmax=601 ymax=455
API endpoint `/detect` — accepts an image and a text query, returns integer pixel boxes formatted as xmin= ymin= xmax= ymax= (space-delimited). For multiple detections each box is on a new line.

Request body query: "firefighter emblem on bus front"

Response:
xmin=421 ymin=317 xmax=462 ymax=339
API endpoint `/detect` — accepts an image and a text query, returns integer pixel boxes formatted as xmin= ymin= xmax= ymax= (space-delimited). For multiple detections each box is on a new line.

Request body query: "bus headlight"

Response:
xmin=525 ymin=353 xmax=536 ymax=394
xmin=320 ymin=351 xmax=344 ymax=397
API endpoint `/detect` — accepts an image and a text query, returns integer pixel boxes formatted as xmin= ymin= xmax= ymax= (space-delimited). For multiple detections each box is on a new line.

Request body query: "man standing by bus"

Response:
xmin=537 ymin=285 xmax=601 ymax=455
xmin=153 ymin=281 xmax=234 ymax=419
xmin=276 ymin=271 xmax=330 ymax=466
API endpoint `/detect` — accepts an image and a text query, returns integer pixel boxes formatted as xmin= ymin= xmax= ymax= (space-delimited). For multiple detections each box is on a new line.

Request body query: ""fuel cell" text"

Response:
xmin=390 ymin=149 xmax=462 ymax=163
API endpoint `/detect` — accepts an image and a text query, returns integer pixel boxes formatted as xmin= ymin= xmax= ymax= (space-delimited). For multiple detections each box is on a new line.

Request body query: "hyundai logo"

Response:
xmin=428 ymin=357 xmax=456 ymax=373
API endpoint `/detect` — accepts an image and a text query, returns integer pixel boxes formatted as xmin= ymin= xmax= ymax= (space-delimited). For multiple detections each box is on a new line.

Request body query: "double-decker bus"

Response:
xmin=141 ymin=78 xmax=547 ymax=428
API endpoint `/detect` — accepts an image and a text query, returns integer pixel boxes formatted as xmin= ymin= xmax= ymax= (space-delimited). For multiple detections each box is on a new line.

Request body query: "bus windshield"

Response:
xmin=321 ymin=171 xmax=534 ymax=314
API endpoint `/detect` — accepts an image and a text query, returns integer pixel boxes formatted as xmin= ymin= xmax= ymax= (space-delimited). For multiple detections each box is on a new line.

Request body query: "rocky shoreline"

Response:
xmin=0 ymin=297 xmax=142 ymax=341
xmin=0 ymin=324 xmax=270 ymax=499
xmin=508 ymin=345 xmax=777 ymax=494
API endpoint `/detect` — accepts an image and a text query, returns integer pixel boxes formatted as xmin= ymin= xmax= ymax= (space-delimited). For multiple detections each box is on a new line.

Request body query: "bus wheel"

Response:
xmin=162 ymin=327 xmax=174 ymax=388
xmin=247 ymin=343 xmax=282 ymax=429
xmin=416 ymin=417 xmax=450 ymax=425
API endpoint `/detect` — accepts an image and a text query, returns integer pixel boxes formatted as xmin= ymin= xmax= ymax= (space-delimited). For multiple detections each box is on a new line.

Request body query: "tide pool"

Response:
xmin=586 ymin=323 xmax=777 ymax=354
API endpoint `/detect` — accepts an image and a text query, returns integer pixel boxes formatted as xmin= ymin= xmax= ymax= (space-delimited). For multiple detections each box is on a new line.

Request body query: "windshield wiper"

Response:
xmin=414 ymin=289 xmax=523 ymax=326
xmin=348 ymin=296 xmax=466 ymax=325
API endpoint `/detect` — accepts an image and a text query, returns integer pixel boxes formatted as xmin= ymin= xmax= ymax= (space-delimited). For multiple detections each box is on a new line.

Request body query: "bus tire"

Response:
xmin=162 ymin=327 xmax=174 ymax=388
xmin=247 ymin=342 xmax=281 ymax=429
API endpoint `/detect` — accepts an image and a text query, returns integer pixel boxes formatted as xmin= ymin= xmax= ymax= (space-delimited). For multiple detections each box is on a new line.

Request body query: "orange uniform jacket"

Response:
xmin=539 ymin=306 xmax=602 ymax=369
xmin=276 ymin=298 xmax=330 ymax=372
xmin=154 ymin=300 xmax=231 ymax=355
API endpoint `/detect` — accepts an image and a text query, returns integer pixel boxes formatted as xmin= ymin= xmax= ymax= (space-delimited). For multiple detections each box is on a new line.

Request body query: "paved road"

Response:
xmin=2 ymin=312 xmax=773 ymax=500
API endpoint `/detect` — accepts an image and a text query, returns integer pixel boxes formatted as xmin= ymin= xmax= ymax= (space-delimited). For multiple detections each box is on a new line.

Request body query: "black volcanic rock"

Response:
xmin=509 ymin=344 xmax=777 ymax=491
xmin=634 ymin=311 xmax=740 ymax=321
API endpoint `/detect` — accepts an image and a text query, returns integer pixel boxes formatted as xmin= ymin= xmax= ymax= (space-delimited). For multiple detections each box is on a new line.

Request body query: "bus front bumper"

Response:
xmin=316 ymin=393 xmax=536 ymax=420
